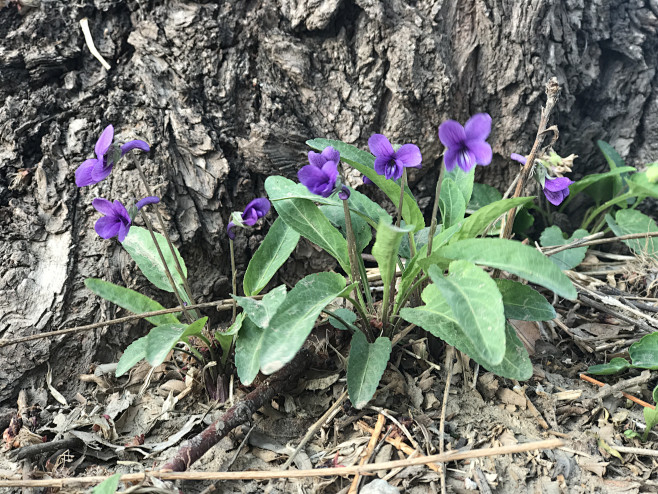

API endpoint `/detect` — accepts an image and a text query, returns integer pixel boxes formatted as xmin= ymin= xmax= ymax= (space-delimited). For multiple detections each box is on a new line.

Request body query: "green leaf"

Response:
xmin=495 ymin=279 xmax=556 ymax=321
xmin=85 ymin=278 xmax=180 ymax=326
xmin=319 ymin=205 xmax=372 ymax=253
xmin=122 ymin=226 xmax=188 ymax=295
xmin=629 ymin=333 xmax=658 ymax=370
xmin=260 ymin=272 xmax=347 ymax=374
xmin=306 ymin=138 xmax=425 ymax=231
xmin=428 ymin=263 xmax=506 ymax=365
xmin=468 ymin=183 xmax=502 ymax=210
xmin=607 ymin=210 xmax=658 ymax=257
xmin=453 ymin=197 xmax=535 ymax=241
xmin=439 ymin=178 xmax=466 ymax=229
xmin=266 ymin=187 xmax=350 ymax=272
xmin=643 ymin=406 xmax=658 ymax=441
xmin=234 ymin=285 xmax=287 ymax=328
xmin=373 ymin=220 xmax=413 ymax=315
xmin=92 ymin=473 xmax=121 ymax=494
xmin=235 ymin=316 xmax=266 ymax=385
xmin=400 ymin=286 xmax=531 ymax=379
xmin=328 ymin=308 xmax=358 ymax=331
xmin=116 ymin=336 xmax=148 ymax=377
xmin=438 ymin=238 xmax=577 ymax=299
xmin=540 ymin=226 xmax=589 ymax=270
xmin=587 ymin=357 xmax=631 ymax=376
xmin=244 ymin=217 xmax=300 ymax=296
xmin=347 ymin=331 xmax=392 ymax=409
xmin=447 ymin=166 xmax=475 ymax=205
xmin=145 ymin=318 xmax=207 ymax=367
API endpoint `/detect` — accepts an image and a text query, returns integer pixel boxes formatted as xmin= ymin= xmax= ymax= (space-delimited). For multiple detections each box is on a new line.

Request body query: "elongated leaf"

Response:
xmin=540 ymin=226 xmax=589 ymax=270
xmin=607 ymin=210 xmax=658 ymax=257
xmin=400 ymin=286 xmax=531 ymax=379
xmin=244 ymin=218 xmax=300 ymax=296
xmin=92 ymin=473 xmax=121 ymax=494
xmin=347 ymin=332 xmax=392 ymax=409
xmin=234 ymin=285 xmax=287 ymax=328
xmin=373 ymin=220 xmax=413 ymax=315
xmin=85 ymin=278 xmax=180 ymax=326
xmin=468 ymin=183 xmax=502 ymax=210
xmin=145 ymin=318 xmax=207 ymax=367
xmin=122 ymin=226 xmax=188 ymax=295
xmin=260 ymin=272 xmax=347 ymax=374
xmin=235 ymin=316 xmax=267 ymax=385
xmin=438 ymin=238 xmax=577 ymax=299
xmin=453 ymin=197 xmax=534 ymax=241
xmin=319 ymin=205 xmax=372 ymax=253
xmin=429 ymin=263 xmax=506 ymax=365
xmin=587 ymin=357 xmax=631 ymax=376
xmin=629 ymin=333 xmax=658 ymax=370
xmin=116 ymin=336 xmax=148 ymax=377
xmin=306 ymin=138 xmax=425 ymax=231
xmin=439 ymin=178 xmax=466 ymax=229
xmin=495 ymin=279 xmax=556 ymax=321
xmin=266 ymin=188 xmax=350 ymax=272
xmin=447 ymin=166 xmax=475 ymax=205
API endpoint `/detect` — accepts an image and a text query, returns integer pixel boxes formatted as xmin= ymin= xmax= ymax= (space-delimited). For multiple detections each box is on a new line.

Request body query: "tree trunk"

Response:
xmin=1 ymin=0 xmax=656 ymax=414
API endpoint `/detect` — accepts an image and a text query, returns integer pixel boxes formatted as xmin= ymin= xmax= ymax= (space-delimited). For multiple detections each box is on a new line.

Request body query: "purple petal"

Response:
xmin=92 ymin=198 xmax=115 ymax=215
xmin=120 ymin=139 xmax=150 ymax=156
xmin=91 ymin=160 xmax=114 ymax=183
xmin=464 ymin=113 xmax=492 ymax=141
xmin=443 ymin=148 xmax=459 ymax=172
xmin=321 ymin=146 xmax=340 ymax=164
xmin=227 ymin=221 xmax=236 ymax=240
xmin=136 ymin=196 xmax=160 ymax=210
xmin=374 ymin=155 xmax=392 ymax=177
xmin=308 ymin=150 xmax=325 ymax=168
xmin=543 ymin=176 xmax=573 ymax=192
xmin=543 ymin=188 xmax=567 ymax=206
xmin=456 ymin=149 xmax=476 ymax=172
xmin=438 ymin=120 xmax=466 ymax=148
xmin=466 ymin=139 xmax=492 ymax=166
xmin=368 ymin=134 xmax=395 ymax=159
xmin=95 ymin=125 xmax=114 ymax=159
xmin=95 ymin=216 xmax=121 ymax=239
xmin=396 ymin=143 xmax=422 ymax=168
xmin=511 ymin=153 xmax=527 ymax=165
xmin=117 ymin=222 xmax=131 ymax=243
xmin=75 ymin=159 xmax=98 ymax=187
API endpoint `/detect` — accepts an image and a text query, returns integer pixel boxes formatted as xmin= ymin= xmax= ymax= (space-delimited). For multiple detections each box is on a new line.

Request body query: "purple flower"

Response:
xmin=438 ymin=113 xmax=492 ymax=172
xmin=93 ymin=196 xmax=159 ymax=242
xmin=368 ymin=134 xmax=422 ymax=181
xmin=542 ymin=176 xmax=574 ymax=206
xmin=75 ymin=125 xmax=151 ymax=187
xmin=227 ymin=198 xmax=271 ymax=240
xmin=308 ymin=146 xmax=340 ymax=168
xmin=298 ymin=161 xmax=339 ymax=198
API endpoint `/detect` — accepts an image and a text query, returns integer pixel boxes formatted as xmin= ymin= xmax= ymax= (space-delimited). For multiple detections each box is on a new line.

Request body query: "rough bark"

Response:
xmin=1 ymin=0 xmax=657 ymax=412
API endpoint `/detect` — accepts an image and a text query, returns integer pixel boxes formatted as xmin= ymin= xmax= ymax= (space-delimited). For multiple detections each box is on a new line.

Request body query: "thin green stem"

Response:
xmin=229 ymin=238 xmax=237 ymax=324
xmin=427 ymin=159 xmax=446 ymax=257
xmin=134 ymin=160 xmax=196 ymax=306
xmin=139 ymin=210 xmax=193 ymax=323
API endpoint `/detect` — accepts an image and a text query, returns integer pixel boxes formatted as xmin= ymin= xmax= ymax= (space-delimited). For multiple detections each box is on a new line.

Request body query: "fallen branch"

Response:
xmin=0 ymin=438 xmax=564 ymax=488
xmin=161 ymin=348 xmax=314 ymax=472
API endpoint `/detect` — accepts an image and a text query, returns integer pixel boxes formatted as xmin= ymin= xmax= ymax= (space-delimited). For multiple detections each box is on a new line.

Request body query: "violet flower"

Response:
xmin=438 ymin=113 xmax=492 ymax=172
xmin=368 ymin=134 xmax=422 ymax=181
xmin=93 ymin=196 xmax=159 ymax=242
xmin=227 ymin=198 xmax=271 ymax=240
xmin=298 ymin=160 xmax=339 ymax=198
xmin=510 ymin=153 xmax=573 ymax=206
xmin=75 ymin=125 xmax=151 ymax=187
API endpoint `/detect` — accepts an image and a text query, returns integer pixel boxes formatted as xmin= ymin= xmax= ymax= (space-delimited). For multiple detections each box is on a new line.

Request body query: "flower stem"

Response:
xmin=139 ymin=209 xmax=193 ymax=323
xmin=229 ymin=238 xmax=237 ymax=324
xmin=134 ymin=160 xmax=196 ymax=306
xmin=427 ymin=158 xmax=446 ymax=257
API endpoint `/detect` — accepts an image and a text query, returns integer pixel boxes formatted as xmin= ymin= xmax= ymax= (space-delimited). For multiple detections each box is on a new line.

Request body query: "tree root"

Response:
xmin=161 ymin=348 xmax=313 ymax=472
